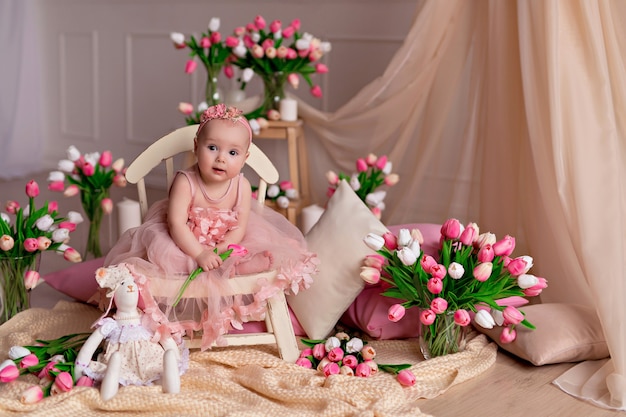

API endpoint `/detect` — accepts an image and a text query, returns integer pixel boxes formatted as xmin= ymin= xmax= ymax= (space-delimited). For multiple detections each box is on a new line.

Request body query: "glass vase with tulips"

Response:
xmin=0 ymin=180 xmax=82 ymax=323
xmin=362 ymin=218 xmax=548 ymax=358
xmin=48 ymin=146 xmax=127 ymax=259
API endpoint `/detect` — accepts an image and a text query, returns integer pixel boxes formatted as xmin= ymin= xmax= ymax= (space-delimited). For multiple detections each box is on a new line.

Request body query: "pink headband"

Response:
xmin=196 ymin=104 xmax=252 ymax=145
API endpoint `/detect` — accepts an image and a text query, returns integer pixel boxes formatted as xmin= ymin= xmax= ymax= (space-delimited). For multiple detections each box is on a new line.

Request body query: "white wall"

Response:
xmin=36 ymin=0 xmax=416 ymax=188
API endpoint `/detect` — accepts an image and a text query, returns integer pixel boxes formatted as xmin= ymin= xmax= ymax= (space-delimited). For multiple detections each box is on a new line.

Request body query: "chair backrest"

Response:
xmin=125 ymin=124 xmax=279 ymax=219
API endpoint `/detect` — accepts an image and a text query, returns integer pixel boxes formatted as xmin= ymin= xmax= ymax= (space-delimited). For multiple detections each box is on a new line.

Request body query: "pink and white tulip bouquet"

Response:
xmin=297 ymin=331 xmax=415 ymax=387
xmin=363 ymin=219 xmax=548 ymax=358
xmin=171 ymin=17 xmax=233 ymax=124
xmin=0 ymin=333 xmax=92 ymax=403
xmin=252 ymin=180 xmax=299 ymax=210
xmin=48 ymin=146 xmax=126 ymax=258
xmin=0 ymin=180 xmax=82 ymax=322
xmin=326 ymin=154 xmax=399 ymax=219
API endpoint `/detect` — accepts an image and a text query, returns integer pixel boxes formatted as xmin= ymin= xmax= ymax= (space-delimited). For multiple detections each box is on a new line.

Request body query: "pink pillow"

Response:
xmin=42 ymin=257 xmax=306 ymax=335
xmin=339 ymin=223 xmax=441 ymax=339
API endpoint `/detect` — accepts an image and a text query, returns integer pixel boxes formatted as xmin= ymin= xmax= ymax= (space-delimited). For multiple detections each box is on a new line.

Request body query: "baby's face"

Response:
xmin=195 ymin=119 xmax=250 ymax=182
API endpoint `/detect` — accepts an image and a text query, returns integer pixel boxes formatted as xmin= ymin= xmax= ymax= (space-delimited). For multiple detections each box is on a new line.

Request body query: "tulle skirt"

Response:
xmin=105 ymin=199 xmax=318 ymax=351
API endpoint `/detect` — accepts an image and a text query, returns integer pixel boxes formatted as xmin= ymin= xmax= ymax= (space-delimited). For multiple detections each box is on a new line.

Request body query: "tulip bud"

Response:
xmin=388 ymin=304 xmax=406 ymax=322
xmin=447 ymin=262 xmax=464 ymax=279
xmin=499 ymin=327 xmax=517 ymax=344
xmin=185 ymin=60 xmax=198 ymax=74
xmin=53 ymin=371 xmax=74 ymax=393
xmin=396 ymin=229 xmax=412 ymax=247
xmin=63 ymin=185 xmax=80 ymax=197
xmin=75 ymin=376 xmax=94 ymax=387
xmin=454 ymin=309 xmax=472 ymax=326
xmin=111 ymin=158 xmax=125 ymax=173
xmin=101 ymin=198 xmax=113 ymax=214
xmin=24 ymin=270 xmax=40 ymax=290
xmin=20 ymin=385 xmax=43 ymax=404
xmin=430 ymin=297 xmax=448 ymax=314
xmin=474 ymin=309 xmax=496 ymax=329
xmin=363 ymin=233 xmax=385 ymax=251
xmin=384 ymin=173 xmax=399 ymax=186
xmin=0 ymin=235 xmax=15 ymax=251
xmin=208 ymin=17 xmax=220 ymax=32
xmin=502 ymin=306 xmax=525 ymax=326
xmin=170 ymin=32 xmax=186 ymax=48
xmin=287 ymin=73 xmax=299 ymax=89
xmin=473 ymin=262 xmax=493 ymax=282
xmin=295 ymin=357 xmax=312 ymax=368
xmin=325 ymin=170 xmax=339 ymax=186
xmin=178 ymin=102 xmax=194 ymax=115
xmin=397 ymin=369 xmax=416 ymax=387
xmin=340 ymin=365 xmax=354 ymax=376
xmin=354 ymin=363 xmax=371 ymax=378
xmin=20 ymin=353 xmax=39 ymax=369
xmin=345 ymin=338 xmax=363 ymax=354
xmin=63 ymin=247 xmax=82 ymax=263
xmin=0 ymin=363 xmax=19 ymax=382
xmin=359 ymin=266 xmax=380 ymax=285
xmin=397 ymin=247 xmax=417 ymax=266
xmin=8 ymin=346 xmax=30 ymax=360
xmin=356 ymin=158 xmax=368 ymax=173
xmin=25 ymin=180 xmax=40 ymax=198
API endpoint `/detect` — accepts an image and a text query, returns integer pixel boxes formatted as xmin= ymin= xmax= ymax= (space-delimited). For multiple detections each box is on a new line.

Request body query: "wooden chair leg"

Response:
xmin=265 ymin=293 xmax=300 ymax=362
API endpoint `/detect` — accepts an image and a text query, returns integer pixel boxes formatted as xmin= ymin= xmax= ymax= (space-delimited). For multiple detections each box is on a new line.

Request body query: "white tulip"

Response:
xmin=320 ymin=41 xmax=332 ymax=53
xmin=57 ymin=159 xmax=75 ymax=173
xmin=517 ymin=256 xmax=534 ymax=274
xmin=363 ymin=233 xmax=385 ymax=251
xmin=52 ymin=228 xmax=70 ymax=243
xmin=491 ymin=308 xmax=504 ymax=326
xmin=197 ymin=101 xmax=209 ymax=112
xmin=47 ymin=171 xmax=65 ymax=182
xmin=408 ymin=240 xmax=421 ymax=258
xmin=365 ymin=190 xmax=386 ymax=207
xmin=295 ymin=38 xmax=310 ymax=51
xmin=248 ymin=118 xmax=260 ymax=135
xmin=1 ymin=212 xmax=10 ymax=224
xmin=349 ymin=174 xmax=361 ymax=191
xmin=67 ymin=211 xmax=84 ymax=224
xmin=233 ymin=45 xmax=247 ymax=58
xmin=208 ymin=17 xmax=220 ymax=32
xmin=242 ymin=68 xmax=254 ymax=83
xmin=382 ymin=161 xmax=392 ymax=175
xmin=397 ymin=247 xmax=417 ymax=266
xmin=170 ymin=32 xmax=185 ymax=45
xmin=324 ymin=336 xmax=341 ymax=351
xmin=346 ymin=337 xmax=364 ymax=353
xmin=84 ymin=152 xmax=100 ymax=166
xmin=518 ymin=274 xmax=539 ymax=289
xmin=66 ymin=145 xmax=81 ymax=161
xmin=447 ymin=262 xmax=465 ymax=279
xmin=35 ymin=214 xmax=54 ymax=231
xmin=285 ymin=188 xmax=298 ymax=200
xmin=276 ymin=196 xmax=290 ymax=209
xmin=8 ymin=346 xmax=30 ymax=360
xmin=397 ymin=229 xmax=411 ymax=247
xmin=474 ymin=310 xmax=496 ymax=329
xmin=251 ymin=32 xmax=261 ymax=43
xmin=266 ymin=184 xmax=280 ymax=198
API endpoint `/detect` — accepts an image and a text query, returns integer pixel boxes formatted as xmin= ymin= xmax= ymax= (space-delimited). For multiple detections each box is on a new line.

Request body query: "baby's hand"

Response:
xmin=195 ymin=249 xmax=223 ymax=271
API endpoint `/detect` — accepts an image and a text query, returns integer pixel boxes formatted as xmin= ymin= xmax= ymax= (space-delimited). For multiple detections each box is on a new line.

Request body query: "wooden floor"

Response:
xmin=5 ymin=172 xmax=625 ymax=417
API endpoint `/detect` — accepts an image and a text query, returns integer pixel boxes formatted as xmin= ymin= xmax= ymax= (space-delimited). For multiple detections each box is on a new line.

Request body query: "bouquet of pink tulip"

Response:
xmin=326 ymin=154 xmax=399 ymax=220
xmin=0 ymin=180 xmax=82 ymax=323
xmin=362 ymin=219 xmax=548 ymax=359
xmin=171 ymin=17 xmax=233 ymax=125
xmin=48 ymin=146 xmax=127 ymax=259
xmin=0 ymin=333 xmax=92 ymax=403
xmin=297 ymin=331 xmax=416 ymax=387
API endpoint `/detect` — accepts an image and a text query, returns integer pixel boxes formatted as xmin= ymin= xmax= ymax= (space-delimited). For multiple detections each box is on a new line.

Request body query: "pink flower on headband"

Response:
xmin=200 ymin=103 xmax=243 ymax=123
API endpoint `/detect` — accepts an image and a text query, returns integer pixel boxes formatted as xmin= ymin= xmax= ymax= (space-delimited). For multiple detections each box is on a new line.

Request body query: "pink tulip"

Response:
xmin=20 ymin=353 xmax=39 ymax=369
xmin=63 ymin=247 xmax=82 ymax=263
xmin=360 ymin=266 xmax=380 ymax=285
xmin=502 ymin=306 xmax=524 ymax=325
xmin=81 ymin=162 xmax=95 ymax=176
xmin=48 ymin=201 xmax=58 ymax=213
xmin=53 ymin=371 xmax=73 ymax=392
xmin=37 ymin=361 xmax=60 ymax=379
xmin=254 ymin=15 xmax=266 ymax=30
xmin=384 ymin=174 xmax=399 ymax=186
xmin=506 ymin=258 xmax=528 ymax=277
xmin=279 ymin=180 xmax=293 ymax=190
xmin=287 ymin=73 xmax=299 ymax=89
xmin=282 ymin=25 xmax=295 ymax=38
xmin=420 ymin=254 xmax=437 ymax=271
xmin=315 ymin=63 xmax=329 ymax=73
xmin=363 ymin=254 xmax=384 ymax=270
xmin=388 ymin=304 xmax=406 ymax=322
xmin=5 ymin=200 xmax=20 ymax=213
xmin=0 ymin=235 xmax=15 ymax=251
xmin=295 ymin=357 xmax=312 ymax=368
xmin=20 ymin=385 xmax=43 ymax=404
xmin=269 ymin=19 xmax=281 ymax=33
xmin=177 ymin=102 xmax=193 ymax=115
xmin=75 ymin=375 xmax=94 ymax=387
xmin=354 ymin=363 xmax=371 ymax=378
xmin=25 ymin=180 xmax=40 ymax=198
xmin=374 ymin=155 xmax=388 ymax=171
xmin=523 ymin=277 xmax=548 ymax=297
xmin=427 ymin=278 xmax=443 ymax=294
xmin=99 ymin=151 xmax=112 ymax=167
xmin=0 ymin=364 xmax=19 ymax=382
xmin=327 ymin=347 xmax=344 ymax=362
xmin=312 ymin=343 xmax=326 ymax=360
xmin=382 ymin=231 xmax=397 ymax=250
xmin=209 ymin=32 xmax=221 ymax=44
xmin=493 ymin=235 xmax=516 ymax=256
xmin=499 ymin=327 xmax=517 ymax=344
xmin=477 ymin=244 xmax=495 ymax=263
xmin=286 ymin=48 xmax=298 ymax=60
xmin=430 ymin=297 xmax=448 ymax=314
xmin=397 ymin=369 xmax=416 ymax=387
xmin=23 ymin=238 xmax=39 ymax=252
xmin=113 ymin=174 xmax=127 ymax=187
xmin=361 ymin=346 xmax=376 ymax=360
xmin=63 ymin=184 xmax=79 ymax=197
xmin=299 ymin=348 xmax=312 ymax=358
xmin=473 ymin=262 xmax=493 ymax=282
xmin=225 ymin=36 xmax=239 ymax=48
xmin=223 ymin=65 xmax=234 ymax=79
xmin=326 ymin=187 xmax=336 ymax=198
xmin=420 ymin=309 xmax=436 ymax=326
xmin=199 ymin=36 xmax=211 ymax=48
xmin=340 ymin=365 xmax=354 ymax=376
xmin=364 ymin=360 xmax=378 ymax=375
xmin=371 ymin=207 xmax=382 ymax=219
xmin=429 ymin=264 xmax=446 ymax=279
xmin=454 ymin=309 xmax=471 ymax=326
xmin=227 ymin=244 xmax=248 ymax=257
xmin=289 ymin=18 xmax=301 ymax=31
xmin=185 ymin=59 xmax=198 ymax=74
xmin=48 ymin=181 xmax=65 ymax=192
xmin=58 ymin=221 xmax=76 ymax=232
xmin=459 ymin=223 xmax=479 ymax=246
xmin=440 ymin=218 xmax=462 ymax=240
xmin=323 ymin=362 xmax=340 ymax=377
xmin=342 ymin=355 xmax=358 ymax=369
xmin=310 ymin=85 xmax=322 ymax=98
xmin=101 ymin=198 xmax=113 ymax=214
xmin=356 ymin=158 xmax=368 ymax=172
xmin=24 ymin=270 xmax=40 ymax=290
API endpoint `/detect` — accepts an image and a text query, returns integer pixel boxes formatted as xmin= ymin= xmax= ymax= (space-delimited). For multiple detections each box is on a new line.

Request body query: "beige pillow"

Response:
xmin=475 ymin=303 xmax=609 ymax=366
xmin=287 ymin=180 xmax=388 ymax=339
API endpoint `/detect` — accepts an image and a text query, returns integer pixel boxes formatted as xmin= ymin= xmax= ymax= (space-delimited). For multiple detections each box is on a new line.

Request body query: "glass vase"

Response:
xmin=0 ymin=254 xmax=39 ymax=324
xmin=205 ymin=74 xmax=222 ymax=106
xmin=80 ymin=188 xmax=108 ymax=259
xmin=420 ymin=312 xmax=468 ymax=359
xmin=255 ymin=72 xmax=287 ymax=118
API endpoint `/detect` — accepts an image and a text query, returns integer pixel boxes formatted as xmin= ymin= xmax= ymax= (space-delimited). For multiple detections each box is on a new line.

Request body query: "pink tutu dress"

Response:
xmin=105 ymin=168 xmax=318 ymax=350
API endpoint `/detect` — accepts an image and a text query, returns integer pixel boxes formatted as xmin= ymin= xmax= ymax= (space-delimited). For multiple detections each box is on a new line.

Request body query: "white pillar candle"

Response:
xmin=117 ymin=198 xmax=142 ymax=237
xmin=301 ymin=204 xmax=325 ymax=235
xmin=279 ymin=97 xmax=298 ymax=122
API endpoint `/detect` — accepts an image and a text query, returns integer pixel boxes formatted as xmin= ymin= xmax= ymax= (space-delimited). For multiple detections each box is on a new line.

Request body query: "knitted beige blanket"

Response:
xmin=0 ymin=302 xmax=497 ymax=416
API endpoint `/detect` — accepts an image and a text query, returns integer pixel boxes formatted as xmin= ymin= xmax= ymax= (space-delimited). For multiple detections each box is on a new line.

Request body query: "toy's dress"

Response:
xmin=105 ymin=168 xmax=318 ymax=350
xmin=82 ymin=317 xmax=189 ymax=386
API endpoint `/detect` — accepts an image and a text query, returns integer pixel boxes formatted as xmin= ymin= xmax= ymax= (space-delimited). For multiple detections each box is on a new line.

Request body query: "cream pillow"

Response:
xmin=475 ymin=303 xmax=610 ymax=366
xmin=287 ymin=180 xmax=388 ymax=339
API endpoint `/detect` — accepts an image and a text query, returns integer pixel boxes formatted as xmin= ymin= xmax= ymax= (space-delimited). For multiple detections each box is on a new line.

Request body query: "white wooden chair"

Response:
xmin=124 ymin=124 xmax=300 ymax=362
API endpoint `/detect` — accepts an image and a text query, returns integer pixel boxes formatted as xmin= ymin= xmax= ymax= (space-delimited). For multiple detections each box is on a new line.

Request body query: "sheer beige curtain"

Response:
xmin=300 ymin=0 xmax=626 ymax=410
